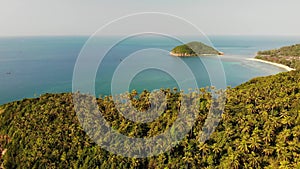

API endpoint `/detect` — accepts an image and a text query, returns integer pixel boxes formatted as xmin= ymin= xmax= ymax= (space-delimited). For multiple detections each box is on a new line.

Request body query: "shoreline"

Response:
xmin=246 ymin=58 xmax=296 ymax=71
xmin=169 ymin=51 xmax=224 ymax=57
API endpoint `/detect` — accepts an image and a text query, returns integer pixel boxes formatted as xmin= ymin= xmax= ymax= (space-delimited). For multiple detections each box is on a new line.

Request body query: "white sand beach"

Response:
xmin=246 ymin=58 xmax=296 ymax=71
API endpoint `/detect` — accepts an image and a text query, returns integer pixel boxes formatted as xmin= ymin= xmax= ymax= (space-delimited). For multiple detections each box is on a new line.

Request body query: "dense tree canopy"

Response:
xmin=256 ymin=44 xmax=300 ymax=70
xmin=171 ymin=42 xmax=221 ymax=56
xmin=0 ymin=70 xmax=300 ymax=168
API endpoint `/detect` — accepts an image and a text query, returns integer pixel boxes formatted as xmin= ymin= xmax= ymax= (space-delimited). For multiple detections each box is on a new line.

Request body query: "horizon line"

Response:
xmin=1 ymin=34 xmax=300 ymax=38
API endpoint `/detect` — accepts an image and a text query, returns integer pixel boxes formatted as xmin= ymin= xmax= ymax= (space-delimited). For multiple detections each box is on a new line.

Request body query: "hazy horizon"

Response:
xmin=1 ymin=0 xmax=300 ymax=36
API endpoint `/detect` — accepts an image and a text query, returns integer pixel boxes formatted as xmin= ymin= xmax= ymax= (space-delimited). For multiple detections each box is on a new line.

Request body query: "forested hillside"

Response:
xmin=170 ymin=41 xmax=222 ymax=56
xmin=256 ymin=44 xmax=300 ymax=70
xmin=0 ymin=70 xmax=300 ymax=168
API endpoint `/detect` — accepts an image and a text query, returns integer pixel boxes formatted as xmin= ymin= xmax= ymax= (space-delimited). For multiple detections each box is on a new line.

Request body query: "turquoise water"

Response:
xmin=1 ymin=35 xmax=300 ymax=105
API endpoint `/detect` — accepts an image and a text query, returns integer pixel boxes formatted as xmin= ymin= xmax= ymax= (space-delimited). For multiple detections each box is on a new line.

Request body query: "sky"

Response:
xmin=0 ymin=0 xmax=300 ymax=36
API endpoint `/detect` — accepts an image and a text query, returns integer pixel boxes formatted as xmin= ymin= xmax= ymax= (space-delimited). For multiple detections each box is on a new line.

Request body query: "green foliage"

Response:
xmin=171 ymin=41 xmax=220 ymax=56
xmin=258 ymin=44 xmax=300 ymax=57
xmin=172 ymin=44 xmax=196 ymax=55
xmin=256 ymin=44 xmax=300 ymax=70
xmin=1 ymin=71 xmax=300 ymax=168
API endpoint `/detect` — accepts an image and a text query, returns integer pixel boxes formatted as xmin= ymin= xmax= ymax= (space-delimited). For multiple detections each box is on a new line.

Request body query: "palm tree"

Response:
xmin=248 ymin=135 xmax=261 ymax=152
xmin=263 ymin=145 xmax=274 ymax=156
xmin=237 ymin=139 xmax=249 ymax=154
xmin=211 ymin=143 xmax=222 ymax=154
xmin=197 ymin=142 xmax=210 ymax=156
xmin=247 ymin=152 xmax=260 ymax=168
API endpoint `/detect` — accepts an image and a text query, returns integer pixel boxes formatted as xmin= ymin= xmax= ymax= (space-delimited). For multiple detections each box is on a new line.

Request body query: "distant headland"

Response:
xmin=255 ymin=44 xmax=300 ymax=70
xmin=170 ymin=41 xmax=224 ymax=57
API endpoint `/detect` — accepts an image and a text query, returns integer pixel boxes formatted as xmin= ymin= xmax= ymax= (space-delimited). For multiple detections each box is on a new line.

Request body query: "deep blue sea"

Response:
xmin=1 ymin=35 xmax=300 ymax=105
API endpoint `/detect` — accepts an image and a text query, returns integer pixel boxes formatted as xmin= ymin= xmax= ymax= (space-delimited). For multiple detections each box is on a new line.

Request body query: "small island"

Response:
xmin=170 ymin=41 xmax=223 ymax=57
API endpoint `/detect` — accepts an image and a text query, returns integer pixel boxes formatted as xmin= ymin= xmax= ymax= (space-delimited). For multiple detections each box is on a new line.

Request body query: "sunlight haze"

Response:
xmin=0 ymin=0 xmax=300 ymax=36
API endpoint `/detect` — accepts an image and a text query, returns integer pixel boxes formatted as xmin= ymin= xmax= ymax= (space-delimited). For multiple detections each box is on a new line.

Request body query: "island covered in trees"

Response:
xmin=170 ymin=41 xmax=224 ymax=57
xmin=255 ymin=44 xmax=300 ymax=70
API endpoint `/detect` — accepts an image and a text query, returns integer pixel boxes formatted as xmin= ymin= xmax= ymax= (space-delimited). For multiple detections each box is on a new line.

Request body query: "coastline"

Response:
xmin=169 ymin=51 xmax=197 ymax=57
xmin=246 ymin=58 xmax=296 ymax=71
xmin=169 ymin=51 xmax=224 ymax=57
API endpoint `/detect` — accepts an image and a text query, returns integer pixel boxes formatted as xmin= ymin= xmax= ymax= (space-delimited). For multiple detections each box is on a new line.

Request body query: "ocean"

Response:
xmin=1 ymin=35 xmax=300 ymax=105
